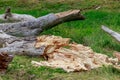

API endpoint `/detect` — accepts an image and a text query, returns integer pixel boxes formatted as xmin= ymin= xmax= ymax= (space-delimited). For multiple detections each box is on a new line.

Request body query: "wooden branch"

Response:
xmin=0 ymin=10 xmax=85 ymax=37
xmin=101 ymin=25 xmax=120 ymax=42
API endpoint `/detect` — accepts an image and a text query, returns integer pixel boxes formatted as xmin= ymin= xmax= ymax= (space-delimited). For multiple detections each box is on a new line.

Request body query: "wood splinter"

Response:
xmin=0 ymin=52 xmax=14 ymax=74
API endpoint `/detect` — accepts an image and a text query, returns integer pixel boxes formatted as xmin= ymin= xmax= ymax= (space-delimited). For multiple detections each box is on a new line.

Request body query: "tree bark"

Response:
xmin=101 ymin=25 xmax=120 ymax=42
xmin=0 ymin=10 xmax=85 ymax=37
xmin=0 ymin=30 xmax=45 ymax=56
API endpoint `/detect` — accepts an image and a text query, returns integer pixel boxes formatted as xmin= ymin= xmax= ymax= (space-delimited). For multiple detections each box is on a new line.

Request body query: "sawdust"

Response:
xmin=32 ymin=35 xmax=119 ymax=72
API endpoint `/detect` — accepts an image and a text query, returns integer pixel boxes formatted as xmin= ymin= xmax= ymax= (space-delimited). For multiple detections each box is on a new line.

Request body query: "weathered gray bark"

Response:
xmin=0 ymin=7 xmax=36 ymax=22
xmin=0 ymin=10 xmax=85 ymax=37
xmin=0 ymin=30 xmax=45 ymax=56
xmin=0 ymin=30 xmax=44 ymax=73
xmin=101 ymin=25 xmax=120 ymax=42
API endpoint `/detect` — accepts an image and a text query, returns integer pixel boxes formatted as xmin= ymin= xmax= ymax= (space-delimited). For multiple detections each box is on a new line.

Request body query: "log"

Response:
xmin=0 ymin=10 xmax=85 ymax=37
xmin=101 ymin=25 xmax=120 ymax=42
xmin=0 ymin=30 xmax=43 ymax=73
xmin=0 ymin=30 xmax=45 ymax=56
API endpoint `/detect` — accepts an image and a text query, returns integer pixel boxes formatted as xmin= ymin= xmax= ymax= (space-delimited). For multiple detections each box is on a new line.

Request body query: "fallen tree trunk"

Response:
xmin=101 ymin=25 xmax=120 ymax=42
xmin=0 ymin=10 xmax=85 ymax=37
xmin=0 ymin=10 xmax=85 ymax=56
xmin=0 ymin=30 xmax=45 ymax=56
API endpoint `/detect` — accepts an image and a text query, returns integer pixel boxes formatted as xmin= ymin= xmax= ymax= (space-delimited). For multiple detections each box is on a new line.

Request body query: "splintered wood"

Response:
xmin=32 ymin=35 xmax=119 ymax=72
xmin=0 ymin=52 xmax=13 ymax=73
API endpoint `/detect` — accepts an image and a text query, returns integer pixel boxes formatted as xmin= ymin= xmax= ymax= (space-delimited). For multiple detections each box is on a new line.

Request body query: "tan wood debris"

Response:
xmin=32 ymin=35 xmax=119 ymax=72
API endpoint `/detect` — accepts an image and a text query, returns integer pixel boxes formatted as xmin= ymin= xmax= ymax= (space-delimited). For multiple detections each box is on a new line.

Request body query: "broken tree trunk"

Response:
xmin=0 ymin=10 xmax=85 ymax=37
xmin=0 ymin=10 xmax=85 ymax=56
xmin=101 ymin=25 xmax=120 ymax=42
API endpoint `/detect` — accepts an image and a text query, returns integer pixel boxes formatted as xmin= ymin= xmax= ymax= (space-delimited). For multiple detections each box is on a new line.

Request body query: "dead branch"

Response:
xmin=101 ymin=25 xmax=120 ymax=42
xmin=0 ymin=10 xmax=85 ymax=37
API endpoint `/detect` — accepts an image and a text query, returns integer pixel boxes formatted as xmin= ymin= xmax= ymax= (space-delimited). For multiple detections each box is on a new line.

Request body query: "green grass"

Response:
xmin=0 ymin=0 xmax=120 ymax=80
